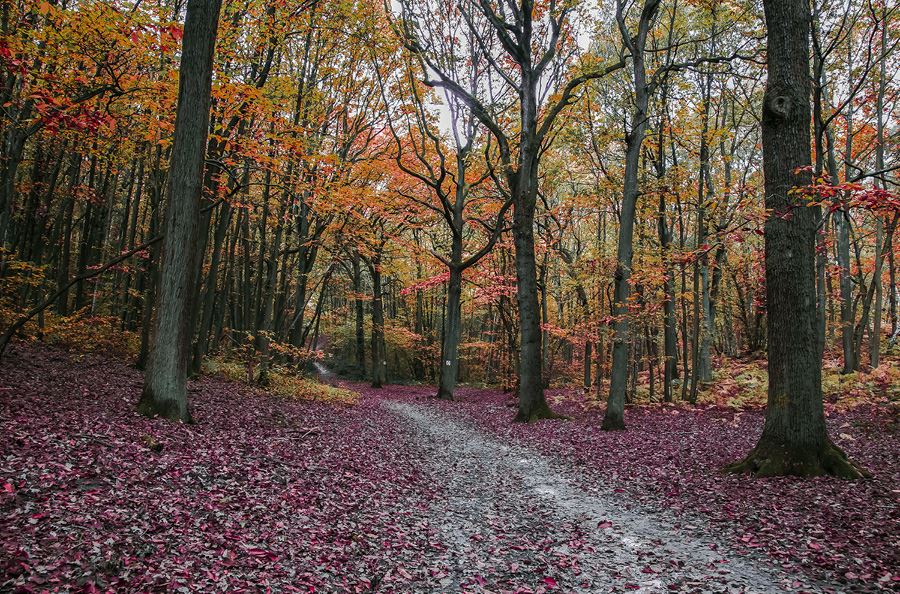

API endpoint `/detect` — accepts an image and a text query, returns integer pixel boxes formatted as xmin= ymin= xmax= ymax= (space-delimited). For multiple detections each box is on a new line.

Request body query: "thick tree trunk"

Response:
xmin=437 ymin=266 xmax=463 ymax=400
xmin=512 ymin=199 xmax=555 ymax=421
xmin=727 ymin=0 xmax=864 ymax=478
xmin=138 ymin=0 xmax=223 ymax=422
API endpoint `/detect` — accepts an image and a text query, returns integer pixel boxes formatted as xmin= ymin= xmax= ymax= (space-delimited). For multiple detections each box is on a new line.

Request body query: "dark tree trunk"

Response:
xmin=138 ymin=0 xmax=223 ymax=422
xmin=512 ymin=195 xmax=555 ymax=421
xmin=352 ymin=253 xmax=366 ymax=376
xmin=192 ymin=201 xmax=233 ymax=374
xmin=437 ymin=266 xmax=462 ymax=400
xmin=727 ymin=0 xmax=864 ymax=478
xmin=369 ymin=257 xmax=387 ymax=388
xmin=659 ymin=194 xmax=678 ymax=403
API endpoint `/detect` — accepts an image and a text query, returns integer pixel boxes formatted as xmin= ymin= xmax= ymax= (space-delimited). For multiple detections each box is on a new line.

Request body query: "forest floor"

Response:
xmin=1 ymin=345 xmax=898 ymax=593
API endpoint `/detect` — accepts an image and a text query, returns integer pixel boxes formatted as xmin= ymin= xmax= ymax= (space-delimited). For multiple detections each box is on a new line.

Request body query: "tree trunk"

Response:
xmin=192 ymin=201 xmax=233 ymax=373
xmin=603 ymin=0 xmax=659 ymax=430
xmin=437 ymin=266 xmax=463 ymax=400
xmin=659 ymin=193 xmax=678 ymax=403
xmin=352 ymin=253 xmax=366 ymax=376
xmin=512 ymin=198 xmax=555 ymax=421
xmin=727 ymin=0 xmax=864 ymax=478
xmin=138 ymin=0 xmax=223 ymax=422
xmin=869 ymin=11 xmax=887 ymax=369
xmin=369 ymin=257 xmax=387 ymax=388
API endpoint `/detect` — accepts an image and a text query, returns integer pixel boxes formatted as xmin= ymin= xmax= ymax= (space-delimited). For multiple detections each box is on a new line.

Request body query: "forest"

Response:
xmin=0 ymin=0 xmax=898 ymax=591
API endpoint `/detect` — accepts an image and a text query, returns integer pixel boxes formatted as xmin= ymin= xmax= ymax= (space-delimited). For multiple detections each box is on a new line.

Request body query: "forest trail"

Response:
xmin=385 ymin=399 xmax=813 ymax=593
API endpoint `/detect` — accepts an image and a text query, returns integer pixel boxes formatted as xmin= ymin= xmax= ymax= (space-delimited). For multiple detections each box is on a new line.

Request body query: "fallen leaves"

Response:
xmin=0 ymin=345 xmax=435 ymax=592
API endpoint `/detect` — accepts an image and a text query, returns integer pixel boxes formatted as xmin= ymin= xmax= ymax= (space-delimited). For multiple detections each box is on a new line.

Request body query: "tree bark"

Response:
xmin=869 ymin=9 xmax=887 ymax=369
xmin=603 ymin=0 xmax=660 ymax=429
xmin=369 ymin=257 xmax=387 ymax=388
xmin=726 ymin=0 xmax=864 ymax=478
xmin=138 ymin=0 xmax=223 ymax=422
xmin=437 ymin=266 xmax=463 ymax=400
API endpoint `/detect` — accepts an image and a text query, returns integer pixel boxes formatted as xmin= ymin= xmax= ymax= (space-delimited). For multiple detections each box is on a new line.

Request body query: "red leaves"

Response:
xmin=244 ymin=547 xmax=278 ymax=562
xmin=0 ymin=344 xmax=438 ymax=592
xmin=399 ymin=270 xmax=450 ymax=295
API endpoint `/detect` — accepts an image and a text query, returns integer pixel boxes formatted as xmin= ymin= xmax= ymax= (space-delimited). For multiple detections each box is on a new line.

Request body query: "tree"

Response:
xmin=138 ymin=0 xmax=223 ymax=422
xmin=602 ymin=0 xmax=662 ymax=429
xmin=377 ymin=41 xmax=512 ymax=399
xmin=726 ymin=0 xmax=865 ymax=478
xmin=396 ymin=0 xmax=623 ymax=421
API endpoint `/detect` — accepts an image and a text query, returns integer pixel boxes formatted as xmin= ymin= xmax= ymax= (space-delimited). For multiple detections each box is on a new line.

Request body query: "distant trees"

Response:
xmin=138 ymin=0 xmax=224 ymax=422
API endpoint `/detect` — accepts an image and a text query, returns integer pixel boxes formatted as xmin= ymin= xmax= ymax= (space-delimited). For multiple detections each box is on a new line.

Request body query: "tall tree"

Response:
xmin=397 ymin=0 xmax=623 ymax=421
xmin=377 ymin=43 xmax=511 ymax=400
xmin=138 ymin=0 xmax=224 ymax=422
xmin=602 ymin=0 xmax=662 ymax=429
xmin=726 ymin=0 xmax=865 ymax=477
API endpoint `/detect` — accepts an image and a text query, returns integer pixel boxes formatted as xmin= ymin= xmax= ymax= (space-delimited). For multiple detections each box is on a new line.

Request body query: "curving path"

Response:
xmin=384 ymin=400 xmax=825 ymax=593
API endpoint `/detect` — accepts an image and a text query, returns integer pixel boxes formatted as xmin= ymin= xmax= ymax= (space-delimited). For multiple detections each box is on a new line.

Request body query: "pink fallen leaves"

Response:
xmin=0 ymin=345 xmax=440 ymax=592
xmin=4 ymin=344 xmax=897 ymax=592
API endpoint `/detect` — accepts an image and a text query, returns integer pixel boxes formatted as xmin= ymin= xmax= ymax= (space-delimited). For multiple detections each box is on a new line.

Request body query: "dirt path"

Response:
xmin=385 ymin=400 xmax=822 ymax=593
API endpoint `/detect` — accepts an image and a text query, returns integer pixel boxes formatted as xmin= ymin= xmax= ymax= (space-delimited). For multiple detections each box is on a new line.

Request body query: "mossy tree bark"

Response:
xmin=726 ymin=0 xmax=866 ymax=478
xmin=138 ymin=0 xmax=223 ymax=422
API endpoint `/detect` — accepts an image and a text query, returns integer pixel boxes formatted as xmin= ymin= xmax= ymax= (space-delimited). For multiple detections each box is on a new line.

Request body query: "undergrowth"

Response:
xmin=204 ymin=355 xmax=358 ymax=406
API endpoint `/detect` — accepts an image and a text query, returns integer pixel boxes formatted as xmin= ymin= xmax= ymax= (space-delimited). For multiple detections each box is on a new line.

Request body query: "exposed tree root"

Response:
xmin=725 ymin=439 xmax=870 ymax=479
xmin=514 ymin=402 xmax=567 ymax=423
xmin=137 ymin=392 xmax=193 ymax=424
xmin=436 ymin=388 xmax=454 ymax=401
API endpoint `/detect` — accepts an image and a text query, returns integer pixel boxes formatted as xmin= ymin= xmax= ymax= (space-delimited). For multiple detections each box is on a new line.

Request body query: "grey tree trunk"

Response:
xmin=727 ymin=0 xmax=864 ymax=477
xmin=138 ymin=0 xmax=223 ymax=422
xmin=869 ymin=10 xmax=887 ymax=369
xmin=512 ymin=191 xmax=553 ymax=421
xmin=603 ymin=0 xmax=660 ymax=430
xmin=437 ymin=266 xmax=463 ymax=400
xmin=370 ymin=258 xmax=387 ymax=388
